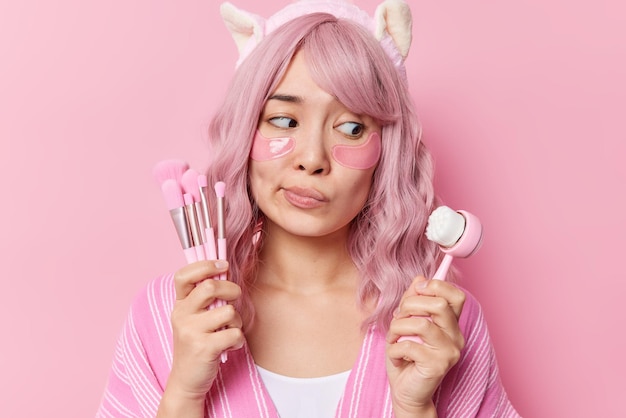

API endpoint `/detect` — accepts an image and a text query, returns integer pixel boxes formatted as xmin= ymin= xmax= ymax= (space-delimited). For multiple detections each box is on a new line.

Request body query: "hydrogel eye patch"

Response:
xmin=250 ymin=130 xmax=381 ymax=170
xmin=331 ymin=132 xmax=381 ymax=170
xmin=250 ymin=131 xmax=296 ymax=161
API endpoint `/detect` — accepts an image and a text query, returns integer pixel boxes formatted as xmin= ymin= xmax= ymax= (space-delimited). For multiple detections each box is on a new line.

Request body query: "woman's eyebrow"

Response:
xmin=268 ymin=94 xmax=302 ymax=103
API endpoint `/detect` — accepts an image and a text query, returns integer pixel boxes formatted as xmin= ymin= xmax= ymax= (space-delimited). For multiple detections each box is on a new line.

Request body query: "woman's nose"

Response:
xmin=292 ymin=129 xmax=330 ymax=175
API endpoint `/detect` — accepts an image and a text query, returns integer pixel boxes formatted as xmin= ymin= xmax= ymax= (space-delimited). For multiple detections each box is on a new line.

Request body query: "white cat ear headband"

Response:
xmin=219 ymin=0 xmax=412 ymax=79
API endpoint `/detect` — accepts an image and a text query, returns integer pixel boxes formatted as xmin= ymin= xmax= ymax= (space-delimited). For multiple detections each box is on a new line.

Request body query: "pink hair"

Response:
xmin=205 ymin=13 xmax=444 ymax=331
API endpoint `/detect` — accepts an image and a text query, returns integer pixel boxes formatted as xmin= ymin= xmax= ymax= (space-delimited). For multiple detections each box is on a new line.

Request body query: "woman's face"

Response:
xmin=249 ymin=51 xmax=381 ymax=239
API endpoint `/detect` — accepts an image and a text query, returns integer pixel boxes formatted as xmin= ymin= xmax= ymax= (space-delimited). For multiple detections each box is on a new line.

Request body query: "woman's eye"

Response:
xmin=337 ymin=122 xmax=364 ymax=138
xmin=269 ymin=117 xmax=298 ymax=129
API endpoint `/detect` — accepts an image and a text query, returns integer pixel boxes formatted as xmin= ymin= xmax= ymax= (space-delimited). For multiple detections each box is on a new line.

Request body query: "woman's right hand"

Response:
xmin=158 ymin=260 xmax=245 ymax=416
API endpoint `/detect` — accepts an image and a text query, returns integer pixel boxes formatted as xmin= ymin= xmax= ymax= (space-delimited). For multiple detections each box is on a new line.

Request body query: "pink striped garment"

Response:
xmin=96 ymin=273 xmax=520 ymax=417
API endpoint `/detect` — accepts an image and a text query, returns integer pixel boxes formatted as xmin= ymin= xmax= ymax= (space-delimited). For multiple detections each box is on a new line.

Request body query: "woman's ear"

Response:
xmin=220 ymin=2 xmax=266 ymax=58
xmin=374 ymin=0 xmax=412 ymax=60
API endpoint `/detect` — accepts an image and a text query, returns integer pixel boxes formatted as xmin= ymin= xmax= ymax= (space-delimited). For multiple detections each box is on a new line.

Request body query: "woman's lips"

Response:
xmin=282 ymin=186 xmax=327 ymax=209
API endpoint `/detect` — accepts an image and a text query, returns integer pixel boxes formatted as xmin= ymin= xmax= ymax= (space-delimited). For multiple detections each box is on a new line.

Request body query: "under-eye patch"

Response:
xmin=250 ymin=131 xmax=296 ymax=161
xmin=331 ymin=132 xmax=381 ymax=170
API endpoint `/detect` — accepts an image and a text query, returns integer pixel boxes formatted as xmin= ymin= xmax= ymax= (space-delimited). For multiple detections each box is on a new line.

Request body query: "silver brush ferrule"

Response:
xmin=199 ymin=186 xmax=212 ymax=229
xmin=195 ymin=201 xmax=207 ymax=243
xmin=169 ymin=207 xmax=192 ymax=249
xmin=185 ymin=203 xmax=202 ymax=247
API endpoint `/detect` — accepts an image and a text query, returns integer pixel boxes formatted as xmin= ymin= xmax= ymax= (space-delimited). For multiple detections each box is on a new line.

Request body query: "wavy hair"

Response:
xmin=205 ymin=13 xmax=444 ymax=331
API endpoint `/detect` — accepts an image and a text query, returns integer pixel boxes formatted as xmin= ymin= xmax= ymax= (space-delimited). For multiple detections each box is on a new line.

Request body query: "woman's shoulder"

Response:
xmin=127 ymin=272 xmax=177 ymax=325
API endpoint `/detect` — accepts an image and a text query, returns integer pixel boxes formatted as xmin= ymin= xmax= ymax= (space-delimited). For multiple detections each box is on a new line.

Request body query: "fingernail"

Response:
xmin=215 ymin=260 xmax=228 ymax=269
xmin=415 ymin=280 xmax=429 ymax=290
xmin=392 ymin=307 xmax=400 ymax=318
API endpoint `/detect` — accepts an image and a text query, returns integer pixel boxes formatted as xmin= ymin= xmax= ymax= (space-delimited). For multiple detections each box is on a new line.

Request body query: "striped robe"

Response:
xmin=96 ymin=273 xmax=520 ymax=417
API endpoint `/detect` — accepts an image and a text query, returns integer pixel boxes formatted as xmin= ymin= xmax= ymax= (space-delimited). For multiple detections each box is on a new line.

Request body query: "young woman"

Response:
xmin=97 ymin=1 xmax=519 ymax=417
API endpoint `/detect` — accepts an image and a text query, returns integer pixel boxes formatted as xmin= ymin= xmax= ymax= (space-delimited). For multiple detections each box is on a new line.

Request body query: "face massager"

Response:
xmin=250 ymin=130 xmax=382 ymax=170
xmin=399 ymin=206 xmax=483 ymax=344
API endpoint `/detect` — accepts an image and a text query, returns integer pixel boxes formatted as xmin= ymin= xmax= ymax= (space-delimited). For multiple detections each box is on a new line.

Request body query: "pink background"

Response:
xmin=1 ymin=0 xmax=624 ymax=416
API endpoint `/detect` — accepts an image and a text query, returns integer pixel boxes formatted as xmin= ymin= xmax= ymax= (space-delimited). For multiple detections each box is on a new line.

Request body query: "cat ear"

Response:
xmin=374 ymin=0 xmax=412 ymax=60
xmin=220 ymin=2 xmax=266 ymax=57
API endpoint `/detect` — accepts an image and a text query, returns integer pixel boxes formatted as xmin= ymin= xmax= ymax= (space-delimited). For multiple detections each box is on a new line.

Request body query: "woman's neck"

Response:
xmin=256 ymin=223 xmax=357 ymax=294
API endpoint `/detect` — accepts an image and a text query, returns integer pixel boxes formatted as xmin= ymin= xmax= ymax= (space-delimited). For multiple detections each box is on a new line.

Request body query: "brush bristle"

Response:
xmin=181 ymin=169 xmax=201 ymax=202
xmin=214 ymin=181 xmax=226 ymax=198
xmin=161 ymin=179 xmax=184 ymax=210
xmin=197 ymin=174 xmax=208 ymax=188
xmin=153 ymin=159 xmax=189 ymax=185
xmin=183 ymin=193 xmax=194 ymax=206
xmin=425 ymin=206 xmax=465 ymax=247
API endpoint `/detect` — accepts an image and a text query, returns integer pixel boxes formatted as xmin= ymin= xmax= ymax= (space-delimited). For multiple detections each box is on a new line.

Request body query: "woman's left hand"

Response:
xmin=386 ymin=276 xmax=466 ymax=417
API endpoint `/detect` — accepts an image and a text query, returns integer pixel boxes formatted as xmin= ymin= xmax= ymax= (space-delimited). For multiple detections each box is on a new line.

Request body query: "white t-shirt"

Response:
xmin=256 ymin=365 xmax=351 ymax=418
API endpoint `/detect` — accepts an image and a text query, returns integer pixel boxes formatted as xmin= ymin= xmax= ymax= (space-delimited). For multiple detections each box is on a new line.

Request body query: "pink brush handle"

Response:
xmin=203 ymin=233 xmax=228 ymax=363
xmin=205 ymin=228 xmax=221 ymax=311
xmin=195 ymin=245 xmax=206 ymax=261
xmin=183 ymin=248 xmax=197 ymax=264
xmin=217 ymin=237 xmax=228 ymax=363
xmin=204 ymin=227 xmax=217 ymax=260
xmin=211 ymin=239 xmax=227 ymax=310
xmin=217 ymin=238 xmax=227 ymax=281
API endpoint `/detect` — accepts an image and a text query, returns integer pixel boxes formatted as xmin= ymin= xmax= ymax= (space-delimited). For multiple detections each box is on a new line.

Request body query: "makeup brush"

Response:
xmin=214 ymin=181 xmax=227 ymax=282
xmin=214 ymin=181 xmax=228 ymax=363
xmin=152 ymin=159 xmax=189 ymax=186
xmin=209 ymin=181 xmax=228 ymax=303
